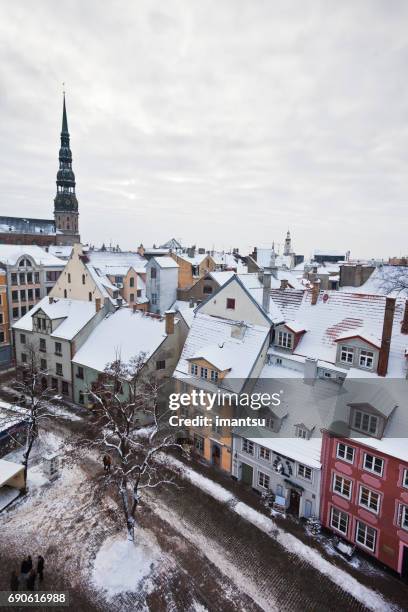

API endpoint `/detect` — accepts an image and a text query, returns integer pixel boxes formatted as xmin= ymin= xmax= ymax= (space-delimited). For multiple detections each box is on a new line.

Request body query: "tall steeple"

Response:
xmin=54 ymin=93 xmax=79 ymax=238
xmin=284 ymin=229 xmax=291 ymax=256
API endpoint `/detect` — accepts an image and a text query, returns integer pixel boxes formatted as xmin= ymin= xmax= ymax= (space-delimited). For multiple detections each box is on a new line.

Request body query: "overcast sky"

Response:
xmin=0 ymin=1 xmax=407 ymax=259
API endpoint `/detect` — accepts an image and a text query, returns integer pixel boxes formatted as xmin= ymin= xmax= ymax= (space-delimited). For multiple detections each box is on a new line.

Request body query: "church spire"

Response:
xmin=54 ymin=93 xmax=79 ymax=238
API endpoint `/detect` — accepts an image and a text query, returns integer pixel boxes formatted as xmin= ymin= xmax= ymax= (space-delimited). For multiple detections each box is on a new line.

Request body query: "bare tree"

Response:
xmin=10 ymin=342 xmax=57 ymax=489
xmin=84 ymin=353 xmax=182 ymax=541
xmin=378 ymin=265 xmax=408 ymax=295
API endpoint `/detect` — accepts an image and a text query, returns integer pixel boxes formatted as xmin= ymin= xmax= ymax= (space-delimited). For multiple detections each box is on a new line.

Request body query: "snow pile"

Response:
xmin=93 ymin=533 xmax=160 ymax=597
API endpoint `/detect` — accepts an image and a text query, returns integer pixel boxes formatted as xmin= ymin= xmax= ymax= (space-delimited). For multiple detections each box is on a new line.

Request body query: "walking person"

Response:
xmin=102 ymin=455 xmax=108 ymax=472
xmin=20 ymin=556 xmax=30 ymax=589
xmin=37 ymin=555 xmax=44 ymax=583
xmin=106 ymin=454 xmax=112 ymax=473
xmin=10 ymin=570 xmax=19 ymax=591
xmin=26 ymin=569 xmax=36 ymax=591
xmin=26 ymin=555 xmax=33 ymax=572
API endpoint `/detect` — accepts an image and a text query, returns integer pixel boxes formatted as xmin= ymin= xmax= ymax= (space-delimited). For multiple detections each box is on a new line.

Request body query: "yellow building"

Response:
xmin=0 ymin=271 xmax=11 ymax=367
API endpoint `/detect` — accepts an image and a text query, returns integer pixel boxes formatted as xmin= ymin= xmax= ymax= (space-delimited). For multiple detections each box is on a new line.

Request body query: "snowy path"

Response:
xmin=155 ymin=454 xmax=398 ymax=612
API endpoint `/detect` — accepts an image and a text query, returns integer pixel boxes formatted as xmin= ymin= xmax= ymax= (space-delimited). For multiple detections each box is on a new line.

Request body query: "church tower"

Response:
xmin=54 ymin=94 xmax=80 ymax=242
xmin=283 ymin=230 xmax=292 ymax=256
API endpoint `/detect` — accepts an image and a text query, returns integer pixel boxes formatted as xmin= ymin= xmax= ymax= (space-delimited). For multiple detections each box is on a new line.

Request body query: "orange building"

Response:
xmin=0 ymin=271 xmax=11 ymax=367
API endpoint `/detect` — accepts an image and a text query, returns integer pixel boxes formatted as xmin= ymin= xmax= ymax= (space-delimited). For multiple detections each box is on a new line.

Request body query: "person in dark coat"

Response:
xmin=26 ymin=569 xmax=36 ymax=591
xmin=27 ymin=555 xmax=33 ymax=572
xmin=37 ymin=555 xmax=44 ymax=582
xmin=20 ymin=557 xmax=29 ymax=574
xmin=10 ymin=570 xmax=19 ymax=591
xmin=106 ymin=455 xmax=112 ymax=473
xmin=102 ymin=455 xmax=108 ymax=472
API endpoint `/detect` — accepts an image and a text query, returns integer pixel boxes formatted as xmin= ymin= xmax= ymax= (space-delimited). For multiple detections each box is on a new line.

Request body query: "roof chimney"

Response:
xmin=48 ymin=296 xmax=53 ymax=304
xmin=262 ymin=271 xmax=271 ymax=313
xmin=280 ymin=279 xmax=289 ymax=290
xmin=311 ymin=280 xmax=320 ymax=305
xmin=95 ymin=298 xmax=101 ymax=312
xmin=377 ymin=297 xmax=396 ymax=377
xmin=165 ymin=310 xmax=175 ymax=335
xmin=401 ymin=300 xmax=408 ymax=335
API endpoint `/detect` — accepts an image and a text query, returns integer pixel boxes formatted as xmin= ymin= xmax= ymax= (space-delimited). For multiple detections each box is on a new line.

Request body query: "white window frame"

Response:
xmin=359 ymin=349 xmax=374 ymax=369
xmin=200 ymin=367 xmax=208 ymax=379
xmin=242 ymin=439 xmax=254 ymax=456
xmin=330 ymin=507 xmax=349 ymax=535
xmin=340 ymin=345 xmax=354 ymax=364
xmin=333 ymin=474 xmax=352 ymax=500
xmin=363 ymin=453 xmax=384 ymax=477
xmin=296 ymin=426 xmax=309 ymax=439
xmin=400 ymin=505 xmax=408 ymax=531
xmin=278 ymin=330 xmax=292 ymax=349
xmin=297 ymin=463 xmax=312 ymax=481
xmin=210 ymin=370 xmax=218 ymax=382
xmin=403 ymin=469 xmax=408 ymax=489
xmin=353 ymin=410 xmax=379 ymax=436
xmin=355 ymin=521 xmax=377 ymax=552
xmin=336 ymin=442 xmax=355 ymax=464
xmin=259 ymin=446 xmax=270 ymax=461
xmin=359 ymin=486 xmax=380 ymax=514
xmin=258 ymin=471 xmax=270 ymax=489
xmin=190 ymin=363 xmax=198 ymax=376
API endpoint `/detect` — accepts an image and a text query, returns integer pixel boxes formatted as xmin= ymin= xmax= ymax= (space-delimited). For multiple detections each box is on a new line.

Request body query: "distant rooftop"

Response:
xmin=0 ymin=216 xmax=56 ymax=236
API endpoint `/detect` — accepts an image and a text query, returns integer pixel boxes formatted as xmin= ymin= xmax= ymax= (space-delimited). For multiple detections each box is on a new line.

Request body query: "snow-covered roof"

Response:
xmin=284 ymin=321 xmax=307 ymax=334
xmin=340 ymin=265 xmax=408 ymax=297
xmin=151 ymin=256 xmax=179 ymax=268
xmin=87 ymin=251 xmax=147 ymax=276
xmin=46 ymin=245 xmax=73 ymax=259
xmin=172 ymin=300 xmax=196 ymax=328
xmin=12 ymin=297 xmax=97 ymax=340
xmin=174 ymin=312 xmax=269 ymax=392
xmin=0 ymin=459 xmax=24 ymax=487
xmin=269 ymin=290 xmax=408 ymax=378
xmin=189 ymin=344 xmax=234 ymax=371
xmin=255 ymin=249 xmax=293 ymax=270
xmin=160 ymin=238 xmax=182 ymax=250
xmin=0 ymin=245 xmax=65 ymax=267
xmin=334 ymin=327 xmax=382 ymax=349
xmin=176 ymin=252 xmax=209 ymax=266
xmin=72 ymin=309 xmax=169 ymax=372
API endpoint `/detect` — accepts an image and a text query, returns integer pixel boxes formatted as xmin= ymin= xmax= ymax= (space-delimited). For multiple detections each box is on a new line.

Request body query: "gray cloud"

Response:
xmin=0 ymin=0 xmax=407 ymax=258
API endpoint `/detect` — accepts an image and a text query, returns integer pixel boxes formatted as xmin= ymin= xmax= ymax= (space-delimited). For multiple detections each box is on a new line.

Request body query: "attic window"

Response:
xmin=226 ymin=298 xmax=235 ymax=310
xmin=151 ymin=268 xmax=157 ymax=279
xmin=359 ymin=350 xmax=374 ymax=369
xmin=203 ymin=285 xmax=213 ymax=294
xmin=278 ymin=331 xmax=292 ymax=349
xmin=210 ymin=370 xmax=218 ymax=382
xmin=295 ymin=426 xmax=310 ymax=440
xmin=352 ymin=410 xmax=379 ymax=437
xmin=340 ymin=346 xmax=354 ymax=364
xmin=190 ymin=364 xmax=198 ymax=376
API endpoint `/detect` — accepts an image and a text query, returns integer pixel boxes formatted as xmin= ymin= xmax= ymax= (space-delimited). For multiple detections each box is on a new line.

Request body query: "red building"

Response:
xmin=320 ymin=425 xmax=408 ymax=581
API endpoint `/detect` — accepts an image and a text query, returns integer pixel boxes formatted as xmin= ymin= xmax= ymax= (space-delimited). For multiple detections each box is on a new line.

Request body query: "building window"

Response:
xmin=11 ymin=290 xmax=18 ymax=302
xmin=242 ymin=439 xmax=254 ymax=455
xmin=0 ymin=331 xmax=4 ymax=343
xmin=51 ymin=378 xmax=58 ymax=391
xmin=21 ymin=353 xmax=27 ymax=363
xmin=259 ymin=446 xmax=270 ymax=461
xmin=353 ymin=410 xmax=379 ymax=436
xmin=35 ymin=288 xmax=40 ymax=299
xmin=278 ymin=331 xmax=292 ymax=349
xmin=330 ymin=507 xmax=349 ymax=535
xmin=297 ymin=464 xmax=312 ymax=481
xmin=56 ymin=363 xmax=63 ymax=377
xmin=136 ymin=289 xmax=141 ymax=298
xmin=336 ymin=442 xmax=355 ymax=464
xmin=400 ymin=505 xmax=408 ymax=531
xmin=39 ymin=338 xmax=46 ymax=352
xmin=61 ymin=381 xmax=69 ymax=395
xmin=77 ymin=366 xmax=84 ymax=380
xmin=226 ymin=298 xmax=235 ymax=310
xmin=355 ymin=521 xmax=376 ymax=552
xmin=20 ymin=333 xmax=26 ymax=344
xmin=78 ymin=390 xmax=85 ymax=405
xmin=156 ymin=360 xmax=166 ymax=370
xmin=13 ymin=308 xmax=19 ymax=319
xmin=200 ymin=367 xmax=208 ymax=379
xmin=88 ymin=292 xmax=92 ymax=302
xmin=64 ymin=289 xmax=67 ymax=298
xmin=151 ymin=268 xmax=157 ymax=279
xmin=265 ymin=418 xmax=275 ymax=430
xmin=190 ymin=364 xmax=198 ymax=376
xmin=258 ymin=472 xmax=270 ymax=489
xmin=27 ymin=289 xmax=33 ymax=300
xmin=359 ymin=349 xmax=374 ymax=369
xmin=129 ymin=293 xmax=134 ymax=302
xmin=359 ymin=486 xmax=380 ymax=514
xmin=340 ymin=346 xmax=354 ymax=364
xmin=210 ymin=370 xmax=218 ymax=383
xmin=27 ymin=272 xmax=33 ymax=284
xmin=82 ymin=274 xmax=86 ymax=285
xmin=55 ymin=342 xmax=62 ymax=356
xmin=34 ymin=272 xmax=39 ymax=283
xmin=363 ymin=453 xmax=384 ymax=476
xmin=151 ymin=293 xmax=157 ymax=305
xmin=333 ymin=474 xmax=352 ymax=499
xmin=203 ymin=285 xmax=213 ymax=294
xmin=194 ymin=434 xmax=204 ymax=454
xmin=295 ymin=426 xmax=309 ymax=439
xmin=68 ymin=273 xmax=71 ymax=283
xmin=40 ymin=359 xmax=47 ymax=371
xmin=403 ymin=469 xmax=408 ymax=489
xmin=129 ymin=277 xmax=135 ymax=287
xmin=11 ymin=273 xmax=17 ymax=285
xmin=21 ymin=306 xmax=27 ymax=316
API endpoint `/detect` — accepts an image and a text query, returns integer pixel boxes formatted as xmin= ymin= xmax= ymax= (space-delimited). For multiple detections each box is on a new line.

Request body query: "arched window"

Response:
xmin=68 ymin=273 xmax=71 ymax=283
xmin=82 ymin=274 xmax=85 ymax=285
xmin=64 ymin=289 xmax=67 ymax=298
xmin=129 ymin=277 xmax=135 ymax=287
xmin=88 ymin=292 xmax=92 ymax=302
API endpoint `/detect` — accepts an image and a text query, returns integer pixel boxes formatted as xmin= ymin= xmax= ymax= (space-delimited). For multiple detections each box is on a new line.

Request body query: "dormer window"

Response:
xmin=210 ymin=370 xmax=218 ymax=382
xmin=353 ymin=409 xmax=379 ymax=436
xmin=200 ymin=367 xmax=208 ymax=379
xmin=295 ymin=425 xmax=310 ymax=439
xmin=340 ymin=346 xmax=354 ymax=364
xmin=278 ymin=331 xmax=292 ymax=349
xmin=226 ymin=298 xmax=235 ymax=310
xmin=191 ymin=364 xmax=198 ymax=376
xmin=359 ymin=349 xmax=374 ymax=369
